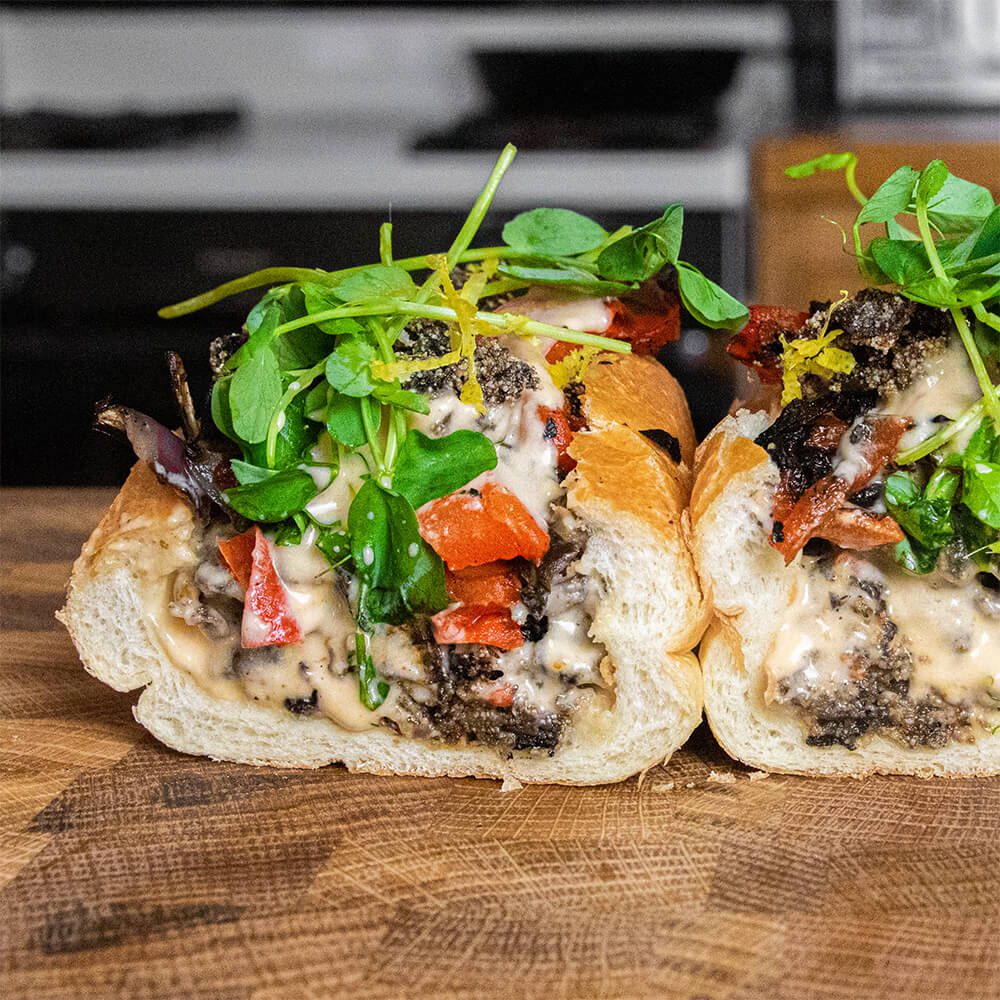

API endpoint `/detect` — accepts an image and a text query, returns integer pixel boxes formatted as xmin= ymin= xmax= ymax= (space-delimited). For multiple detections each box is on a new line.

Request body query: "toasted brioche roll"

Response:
xmin=691 ymin=410 xmax=999 ymax=777
xmin=59 ymin=353 xmax=707 ymax=784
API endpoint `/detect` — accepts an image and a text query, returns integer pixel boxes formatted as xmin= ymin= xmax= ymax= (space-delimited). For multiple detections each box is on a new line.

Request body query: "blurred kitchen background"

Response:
xmin=2 ymin=0 xmax=998 ymax=485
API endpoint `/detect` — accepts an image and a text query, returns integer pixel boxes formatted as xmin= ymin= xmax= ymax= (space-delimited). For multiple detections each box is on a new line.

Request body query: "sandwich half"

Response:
xmin=60 ymin=146 xmax=745 ymax=783
xmin=693 ymin=154 xmax=1000 ymax=776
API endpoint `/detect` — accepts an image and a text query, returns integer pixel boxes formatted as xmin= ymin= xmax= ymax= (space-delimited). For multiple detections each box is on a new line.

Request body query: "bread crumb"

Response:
xmin=708 ymin=770 xmax=737 ymax=785
xmin=685 ymin=782 xmax=695 ymax=789
xmin=500 ymin=776 xmax=524 ymax=793
xmin=748 ymin=771 xmax=770 ymax=782
xmin=651 ymin=782 xmax=675 ymax=793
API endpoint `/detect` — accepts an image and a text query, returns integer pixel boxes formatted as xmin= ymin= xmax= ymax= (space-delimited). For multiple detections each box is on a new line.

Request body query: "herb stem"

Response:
xmin=264 ymin=360 xmax=327 ymax=468
xmin=895 ymin=383 xmax=999 ymax=465
xmin=951 ymin=306 xmax=1000 ymax=422
xmin=273 ymin=299 xmax=632 ymax=353
xmin=915 ymin=199 xmax=950 ymax=285
xmin=971 ymin=300 xmax=1000 ymax=333
xmin=844 ymin=156 xmax=867 ymax=206
xmin=445 ymin=144 xmax=517 ymax=270
xmin=158 ymin=268 xmax=326 ymax=319
xmin=370 ymin=321 xmax=402 ymax=470
xmin=360 ymin=397 xmax=385 ymax=473
xmin=379 ymin=223 xmax=393 ymax=266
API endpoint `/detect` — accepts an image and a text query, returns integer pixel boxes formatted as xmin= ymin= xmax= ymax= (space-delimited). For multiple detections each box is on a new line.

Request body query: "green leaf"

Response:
xmin=392 ymin=429 xmax=497 ymax=510
xmin=885 ymin=218 xmax=920 ymax=241
xmin=325 ymin=338 xmax=377 ymax=397
xmin=925 ymin=466 xmax=961 ymax=503
xmin=273 ymin=518 xmax=304 ymax=547
xmin=210 ymin=376 xmax=239 ymax=442
xmin=245 ymin=288 xmax=288 ymax=337
xmin=964 ymin=418 xmax=1000 ymax=463
xmin=894 ymin=535 xmax=939 ymax=575
xmin=868 ymin=237 xmax=933 ymax=287
xmin=348 ymin=480 xmax=448 ymax=628
xmin=247 ymin=391 xmax=316 ymax=470
xmin=960 ymin=420 xmax=1000 ymax=528
xmin=963 ymin=457 xmax=1000 ymax=529
xmin=496 ymin=262 xmax=630 ymax=296
xmin=502 ymin=207 xmax=608 ymax=256
xmin=372 ymin=382 xmax=431 ymax=414
xmin=974 ymin=317 xmax=1000 ymax=362
xmin=926 ymin=173 xmax=995 ymax=234
xmin=885 ymin=472 xmax=954 ymax=549
xmin=333 ymin=265 xmax=417 ymax=303
xmin=314 ymin=524 xmax=351 ymax=567
xmin=356 ymin=644 xmax=389 ymax=710
xmin=952 ymin=505 xmax=998 ymax=570
xmin=325 ymin=391 xmax=368 ymax=448
xmin=856 ymin=166 xmax=919 ymax=226
xmin=916 ymin=159 xmax=950 ymax=206
xmin=230 ymin=344 xmax=283 ymax=444
xmin=230 ymin=459 xmax=276 ymax=485
xmin=675 ymin=262 xmax=749 ymax=329
xmin=969 ymin=205 xmax=1000 ymax=261
xmin=225 ymin=468 xmax=318 ymax=522
xmin=299 ymin=282 xmax=365 ymax=335
xmin=595 ymin=205 xmax=684 ymax=282
xmin=399 ymin=538 xmax=448 ymax=613
xmin=784 ymin=152 xmax=857 ymax=178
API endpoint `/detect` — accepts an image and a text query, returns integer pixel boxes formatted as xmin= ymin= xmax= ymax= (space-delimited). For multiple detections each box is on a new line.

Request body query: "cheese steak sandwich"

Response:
xmin=693 ymin=153 xmax=1000 ymax=776
xmin=60 ymin=145 xmax=749 ymax=783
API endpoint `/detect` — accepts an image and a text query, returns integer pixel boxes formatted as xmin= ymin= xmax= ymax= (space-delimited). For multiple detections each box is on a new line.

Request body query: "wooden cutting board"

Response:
xmin=2 ymin=488 xmax=998 ymax=1000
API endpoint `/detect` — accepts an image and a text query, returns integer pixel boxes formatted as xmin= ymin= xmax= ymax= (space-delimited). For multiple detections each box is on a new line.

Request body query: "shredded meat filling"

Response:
xmin=775 ymin=560 xmax=976 ymax=749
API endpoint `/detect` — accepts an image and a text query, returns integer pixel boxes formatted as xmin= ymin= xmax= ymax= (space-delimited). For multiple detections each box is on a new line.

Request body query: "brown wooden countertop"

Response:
xmin=2 ymin=487 xmax=998 ymax=1000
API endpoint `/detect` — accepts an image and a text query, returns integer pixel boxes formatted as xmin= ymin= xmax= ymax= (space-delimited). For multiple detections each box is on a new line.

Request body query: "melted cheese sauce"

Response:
xmin=892 ymin=337 xmax=982 ymax=453
xmin=499 ymin=289 xmax=612 ymax=334
xmin=766 ymin=553 xmax=1000 ymax=730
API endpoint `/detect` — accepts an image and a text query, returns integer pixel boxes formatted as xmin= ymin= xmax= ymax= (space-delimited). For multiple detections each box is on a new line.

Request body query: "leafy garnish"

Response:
xmin=787 ymin=152 xmax=999 ymax=576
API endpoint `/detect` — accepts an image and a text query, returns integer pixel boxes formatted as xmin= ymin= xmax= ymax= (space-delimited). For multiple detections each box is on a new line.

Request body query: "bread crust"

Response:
xmin=692 ymin=412 xmax=999 ymax=778
xmin=59 ymin=352 xmax=707 ymax=783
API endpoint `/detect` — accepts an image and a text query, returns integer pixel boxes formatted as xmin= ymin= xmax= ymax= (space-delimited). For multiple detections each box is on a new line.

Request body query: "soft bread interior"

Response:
xmin=692 ymin=411 xmax=1000 ymax=777
xmin=59 ymin=354 xmax=706 ymax=784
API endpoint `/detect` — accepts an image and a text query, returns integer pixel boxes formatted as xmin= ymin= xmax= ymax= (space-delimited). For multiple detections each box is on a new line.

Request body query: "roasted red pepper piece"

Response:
xmin=240 ymin=526 xmax=303 ymax=648
xmin=485 ymin=682 xmax=516 ymax=707
xmin=771 ymin=416 xmax=910 ymax=563
xmin=446 ymin=561 xmax=522 ymax=608
xmin=538 ymin=405 xmax=576 ymax=472
xmin=727 ymin=305 xmax=810 ymax=383
xmin=418 ymin=481 xmax=550 ymax=571
xmin=218 ymin=527 xmax=255 ymax=590
xmin=817 ymin=509 xmax=904 ymax=550
xmin=431 ymin=605 xmax=524 ymax=650
xmin=606 ymin=282 xmax=681 ymax=355
xmin=544 ymin=282 xmax=680 ymax=364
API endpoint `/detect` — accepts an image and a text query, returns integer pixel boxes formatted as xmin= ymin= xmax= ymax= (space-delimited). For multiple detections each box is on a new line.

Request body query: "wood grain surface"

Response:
xmin=2 ymin=488 xmax=998 ymax=1000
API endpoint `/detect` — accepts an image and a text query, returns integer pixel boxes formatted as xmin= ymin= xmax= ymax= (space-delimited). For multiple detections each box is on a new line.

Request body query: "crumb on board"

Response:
xmin=708 ymin=770 xmax=738 ymax=785
xmin=651 ymin=782 xmax=675 ymax=793
xmin=500 ymin=776 xmax=524 ymax=793
xmin=748 ymin=771 xmax=770 ymax=782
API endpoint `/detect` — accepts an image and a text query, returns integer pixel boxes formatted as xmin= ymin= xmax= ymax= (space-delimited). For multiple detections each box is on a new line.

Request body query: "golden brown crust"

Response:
xmin=690 ymin=425 xmax=768 ymax=529
xmin=77 ymin=461 xmax=195 ymax=572
xmin=581 ymin=353 xmax=697 ymax=467
xmin=569 ymin=427 xmax=689 ymax=546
